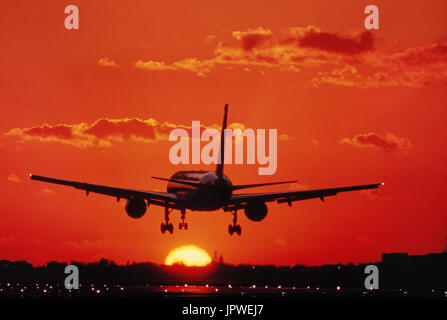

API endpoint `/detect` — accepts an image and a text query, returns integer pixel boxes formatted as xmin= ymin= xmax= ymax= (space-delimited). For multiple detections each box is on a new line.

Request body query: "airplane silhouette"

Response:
xmin=30 ymin=104 xmax=383 ymax=235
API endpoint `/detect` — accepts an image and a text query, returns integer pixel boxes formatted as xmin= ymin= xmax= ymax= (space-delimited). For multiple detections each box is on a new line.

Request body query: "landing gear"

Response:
xmin=161 ymin=207 xmax=189 ymax=233
xmin=161 ymin=222 xmax=173 ymax=234
xmin=161 ymin=206 xmax=174 ymax=234
xmin=179 ymin=208 xmax=188 ymax=230
xmin=179 ymin=222 xmax=188 ymax=230
xmin=228 ymin=210 xmax=242 ymax=236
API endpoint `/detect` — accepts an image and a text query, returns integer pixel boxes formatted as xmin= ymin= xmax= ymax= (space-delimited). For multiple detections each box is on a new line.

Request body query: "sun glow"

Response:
xmin=165 ymin=245 xmax=212 ymax=267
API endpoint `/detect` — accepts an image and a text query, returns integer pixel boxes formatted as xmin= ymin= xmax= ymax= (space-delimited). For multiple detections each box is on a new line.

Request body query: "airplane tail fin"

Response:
xmin=216 ymin=104 xmax=228 ymax=178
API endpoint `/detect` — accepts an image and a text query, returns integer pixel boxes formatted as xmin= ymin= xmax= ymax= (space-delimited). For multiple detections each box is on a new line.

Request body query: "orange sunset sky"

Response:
xmin=1 ymin=0 xmax=446 ymax=266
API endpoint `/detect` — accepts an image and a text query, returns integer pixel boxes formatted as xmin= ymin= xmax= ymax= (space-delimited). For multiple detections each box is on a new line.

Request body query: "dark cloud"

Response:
xmin=25 ymin=124 xmax=74 ymax=140
xmin=232 ymin=28 xmax=273 ymax=51
xmin=298 ymin=30 xmax=374 ymax=54
xmin=393 ymin=43 xmax=447 ymax=65
xmin=84 ymin=118 xmax=156 ymax=140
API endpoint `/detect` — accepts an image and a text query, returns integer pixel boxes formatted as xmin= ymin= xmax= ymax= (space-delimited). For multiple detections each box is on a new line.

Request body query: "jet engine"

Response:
xmin=244 ymin=202 xmax=268 ymax=222
xmin=125 ymin=198 xmax=147 ymax=219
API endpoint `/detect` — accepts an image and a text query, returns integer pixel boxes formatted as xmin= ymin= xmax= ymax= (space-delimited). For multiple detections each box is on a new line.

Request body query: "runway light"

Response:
xmin=265 ymin=285 xmax=268 ymax=289
xmin=205 ymin=284 xmax=209 ymax=288
xmin=336 ymin=286 xmax=341 ymax=291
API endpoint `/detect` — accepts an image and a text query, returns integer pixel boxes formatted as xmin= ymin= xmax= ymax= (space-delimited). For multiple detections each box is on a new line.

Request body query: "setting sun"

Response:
xmin=165 ymin=245 xmax=212 ymax=267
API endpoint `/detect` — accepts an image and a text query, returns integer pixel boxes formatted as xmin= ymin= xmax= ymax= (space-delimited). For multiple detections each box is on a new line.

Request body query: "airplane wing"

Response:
xmin=225 ymin=183 xmax=383 ymax=211
xmin=30 ymin=174 xmax=180 ymax=208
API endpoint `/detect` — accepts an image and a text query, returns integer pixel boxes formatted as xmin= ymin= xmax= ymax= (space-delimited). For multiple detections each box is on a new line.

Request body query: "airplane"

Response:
xmin=30 ymin=104 xmax=383 ymax=236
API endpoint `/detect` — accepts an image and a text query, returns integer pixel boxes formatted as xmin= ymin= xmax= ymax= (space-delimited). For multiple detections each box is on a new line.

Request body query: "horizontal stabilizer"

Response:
xmin=151 ymin=176 xmax=201 ymax=188
xmin=232 ymin=180 xmax=297 ymax=191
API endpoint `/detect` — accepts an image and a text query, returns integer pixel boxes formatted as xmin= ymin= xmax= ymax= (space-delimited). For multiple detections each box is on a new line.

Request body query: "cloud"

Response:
xmin=298 ymin=30 xmax=374 ymax=54
xmin=232 ymin=27 xmax=273 ymax=51
xmin=98 ymin=58 xmax=119 ymax=67
xmin=6 ymin=118 xmax=283 ymax=148
xmin=340 ymin=132 xmax=412 ymax=152
xmin=135 ymin=60 xmax=176 ymax=71
xmin=135 ymin=58 xmax=214 ymax=77
xmin=7 ymin=173 xmax=21 ymax=183
xmin=5 ymin=118 xmax=175 ymax=147
xmin=313 ymin=42 xmax=447 ymax=88
xmin=392 ymin=43 xmax=447 ymax=66
xmin=134 ymin=26 xmax=371 ymax=77
xmin=129 ymin=25 xmax=447 ymax=87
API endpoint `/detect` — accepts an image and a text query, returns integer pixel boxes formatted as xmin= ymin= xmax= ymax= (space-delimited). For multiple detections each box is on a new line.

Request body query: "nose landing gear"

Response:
xmin=228 ymin=210 xmax=242 ymax=236
xmin=179 ymin=209 xmax=188 ymax=230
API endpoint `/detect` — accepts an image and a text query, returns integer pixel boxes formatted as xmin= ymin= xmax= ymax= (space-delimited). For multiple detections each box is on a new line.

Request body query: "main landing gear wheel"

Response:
xmin=228 ymin=211 xmax=242 ymax=236
xmin=161 ymin=206 xmax=174 ymax=234
xmin=179 ymin=209 xmax=188 ymax=230
xmin=179 ymin=223 xmax=188 ymax=230
xmin=161 ymin=222 xmax=173 ymax=234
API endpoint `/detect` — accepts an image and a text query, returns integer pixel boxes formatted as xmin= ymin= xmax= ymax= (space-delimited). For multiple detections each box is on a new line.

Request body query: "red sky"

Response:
xmin=1 ymin=0 xmax=447 ymax=266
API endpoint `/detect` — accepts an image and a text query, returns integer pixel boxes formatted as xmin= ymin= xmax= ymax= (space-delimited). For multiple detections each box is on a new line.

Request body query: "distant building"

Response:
xmin=381 ymin=252 xmax=447 ymax=290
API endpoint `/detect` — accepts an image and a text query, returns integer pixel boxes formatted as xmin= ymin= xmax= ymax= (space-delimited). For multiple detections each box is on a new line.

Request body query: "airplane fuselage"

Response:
xmin=167 ymin=171 xmax=233 ymax=211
